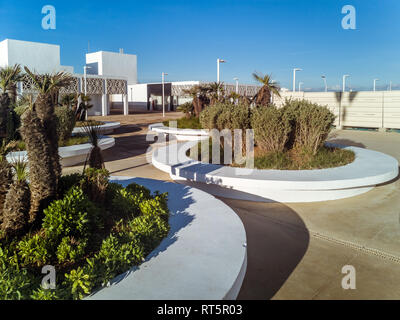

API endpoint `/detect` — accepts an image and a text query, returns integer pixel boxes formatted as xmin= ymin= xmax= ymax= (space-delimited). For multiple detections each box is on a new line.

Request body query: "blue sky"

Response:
xmin=0 ymin=0 xmax=399 ymax=91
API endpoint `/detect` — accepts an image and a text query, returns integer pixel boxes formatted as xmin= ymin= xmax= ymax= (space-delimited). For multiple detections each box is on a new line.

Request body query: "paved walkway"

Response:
xmin=64 ymin=113 xmax=400 ymax=300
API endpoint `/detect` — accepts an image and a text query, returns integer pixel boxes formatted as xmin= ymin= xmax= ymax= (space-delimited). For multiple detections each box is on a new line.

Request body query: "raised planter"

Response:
xmin=87 ymin=176 xmax=247 ymax=300
xmin=6 ymin=136 xmax=115 ymax=167
xmin=152 ymin=141 xmax=399 ymax=203
xmin=72 ymin=121 xmax=121 ymax=135
xmin=149 ymin=123 xmax=209 ymax=141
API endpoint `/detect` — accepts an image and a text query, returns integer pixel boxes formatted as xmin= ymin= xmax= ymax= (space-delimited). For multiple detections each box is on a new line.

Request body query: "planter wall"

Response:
xmin=149 ymin=123 xmax=209 ymax=141
xmin=152 ymin=141 xmax=399 ymax=203
xmin=6 ymin=136 xmax=115 ymax=167
xmin=72 ymin=121 xmax=121 ymax=135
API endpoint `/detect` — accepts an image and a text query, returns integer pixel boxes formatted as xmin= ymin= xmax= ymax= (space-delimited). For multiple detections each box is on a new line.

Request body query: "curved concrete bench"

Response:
xmin=6 ymin=136 xmax=115 ymax=167
xmin=87 ymin=176 xmax=247 ymax=300
xmin=152 ymin=141 xmax=399 ymax=203
xmin=72 ymin=121 xmax=121 ymax=135
xmin=149 ymin=123 xmax=209 ymax=141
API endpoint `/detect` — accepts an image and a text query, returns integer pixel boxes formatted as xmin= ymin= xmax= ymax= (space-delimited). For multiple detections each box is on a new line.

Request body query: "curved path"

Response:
xmin=64 ymin=112 xmax=400 ymax=300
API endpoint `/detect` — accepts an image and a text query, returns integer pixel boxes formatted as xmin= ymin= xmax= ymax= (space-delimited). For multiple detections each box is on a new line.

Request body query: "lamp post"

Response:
xmin=342 ymin=75 xmax=350 ymax=93
xmin=217 ymin=59 xmax=226 ymax=83
xmin=390 ymin=81 xmax=392 ymax=91
xmin=373 ymin=79 xmax=379 ymax=92
xmin=83 ymin=66 xmax=92 ymax=120
xmin=299 ymin=82 xmax=303 ymax=92
xmin=293 ymin=68 xmax=302 ymax=92
xmin=233 ymin=77 xmax=239 ymax=94
xmin=162 ymin=72 xmax=168 ymax=118
xmin=321 ymin=75 xmax=328 ymax=92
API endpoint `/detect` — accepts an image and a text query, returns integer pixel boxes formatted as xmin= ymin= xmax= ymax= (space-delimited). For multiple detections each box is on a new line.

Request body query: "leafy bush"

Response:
xmin=111 ymin=188 xmax=142 ymax=219
xmin=55 ymin=106 xmax=76 ymax=144
xmin=0 ymin=171 xmax=171 ymax=300
xmin=42 ymin=187 xmax=98 ymax=241
xmin=200 ymin=102 xmax=251 ymax=132
xmin=56 ymin=236 xmax=87 ymax=263
xmin=282 ymin=99 xmax=336 ymax=155
xmin=251 ymin=106 xmax=292 ymax=153
xmin=17 ymin=234 xmax=50 ymax=267
xmin=176 ymin=102 xmax=194 ymax=118
xmin=163 ymin=116 xmax=202 ymax=129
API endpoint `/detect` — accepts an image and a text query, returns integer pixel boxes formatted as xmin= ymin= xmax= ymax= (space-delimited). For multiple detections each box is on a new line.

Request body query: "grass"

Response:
xmin=14 ymin=135 xmax=90 ymax=151
xmin=75 ymin=120 xmax=105 ymax=128
xmin=188 ymin=140 xmax=355 ymax=170
xmin=163 ymin=116 xmax=202 ymax=129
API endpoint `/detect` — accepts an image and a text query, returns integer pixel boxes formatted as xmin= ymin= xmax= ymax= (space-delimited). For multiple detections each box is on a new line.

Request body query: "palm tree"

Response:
xmin=83 ymin=122 xmax=105 ymax=170
xmin=0 ymin=64 xmax=24 ymax=104
xmin=61 ymin=93 xmax=79 ymax=110
xmin=252 ymin=72 xmax=281 ymax=106
xmin=1 ymin=159 xmax=30 ymax=237
xmin=207 ymin=82 xmax=226 ymax=105
xmin=0 ymin=140 xmax=17 ymax=225
xmin=183 ymin=85 xmax=210 ymax=117
xmin=0 ymin=65 xmax=23 ymax=140
xmin=20 ymin=67 xmax=73 ymax=222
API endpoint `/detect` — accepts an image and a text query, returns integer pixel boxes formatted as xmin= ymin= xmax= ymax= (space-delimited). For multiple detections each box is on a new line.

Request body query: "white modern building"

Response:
xmin=0 ymin=38 xmax=262 ymax=115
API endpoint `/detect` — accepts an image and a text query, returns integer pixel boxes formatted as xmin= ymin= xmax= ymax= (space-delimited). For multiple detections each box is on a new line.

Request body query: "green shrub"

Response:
xmin=57 ymin=173 xmax=83 ymax=198
xmin=56 ymin=236 xmax=87 ymax=263
xmin=163 ymin=116 xmax=202 ymax=129
xmin=30 ymin=287 xmax=60 ymax=300
xmin=139 ymin=193 xmax=169 ymax=222
xmin=282 ymin=99 xmax=336 ymax=155
xmin=111 ymin=188 xmax=142 ymax=218
xmin=17 ymin=234 xmax=50 ymax=267
xmin=55 ymin=106 xmax=76 ymax=143
xmin=126 ymin=183 xmax=152 ymax=200
xmin=63 ymin=266 xmax=93 ymax=300
xmin=129 ymin=214 xmax=170 ymax=252
xmin=200 ymin=102 xmax=251 ymax=132
xmin=0 ymin=264 xmax=38 ymax=300
xmin=43 ymin=187 xmax=98 ymax=241
xmin=251 ymin=106 xmax=292 ymax=153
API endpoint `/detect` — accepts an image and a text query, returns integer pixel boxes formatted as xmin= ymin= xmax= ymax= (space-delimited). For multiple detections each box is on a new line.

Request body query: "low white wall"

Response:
xmin=274 ymin=91 xmax=400 ymax=129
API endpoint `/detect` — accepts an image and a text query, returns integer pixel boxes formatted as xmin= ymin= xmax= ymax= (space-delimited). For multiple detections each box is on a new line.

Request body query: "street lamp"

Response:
xmin=233 ymin=77 xmax=239 ymax=94
xmin=217 ymin=59 xmax=226 ymax=83
xmin=342 ymin=75 xmax=350 ymax=93
xmin=390 ymin=81 xmax=392 ymax=91
xmin=293 ymin=68 xmax=302 ymax=92
xmin=373 ymin=79 xmax=379 ymax=92
xmin=299 ymin=82 xmax=303 ymax=92
xmin=321 ymin=75 xmax=328 ymax=92
xmin=83 ymin=66 xmax=92 ymax=120
xmin=162 ymin=72 xmax=168 ymax=118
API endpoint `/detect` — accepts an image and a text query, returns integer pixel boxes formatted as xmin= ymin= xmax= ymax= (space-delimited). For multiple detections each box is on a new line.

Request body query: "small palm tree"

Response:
xmin=1 ymin=159 xmax=30 ymax=237
xmin=252 ymin=72 xmax=281 ymax=106
xmin=76 ymin=94 xmax=93 ymax=121
xmin=83 ymin=122 xmax=105 ymax=170
xmin=0 ymin=140 xmax=17 ymax=224
xmin=61 ymin=93 xmax=79 ymax=110
xmin=0 ymin=64 xmax=24 ymax=104
xmin=207 ymin=82 xmax=226 ymax=105
xmin=183 ymin=85 xmax=210 ymax=117
xmin=0 ymin=65 xmax=23 ymax=140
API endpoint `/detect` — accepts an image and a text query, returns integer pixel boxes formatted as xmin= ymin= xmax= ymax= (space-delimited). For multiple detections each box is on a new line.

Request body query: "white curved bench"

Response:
xmin=152 ymin=141 xmax=399 ymax=203
xmin=72 ymin=121 xmax=121 ymax=135
xmin=6 ymin=136 xmax=115 ymax=167
xmin=87 ymin=176 xmax=247 ymax=300
xmin=149 ymin=123 xmax=209 ymax=141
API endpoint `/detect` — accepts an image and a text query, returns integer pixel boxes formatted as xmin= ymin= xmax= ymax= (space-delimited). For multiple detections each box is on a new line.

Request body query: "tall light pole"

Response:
xmin=83 ymin=66 xmax=92 ymax=120
xmin=299 ymin=82 xmax=303 ymax=92
xmin=233 ymin=77 xmax=239 ymax=94
xmin=293 ymin=68 xmax=302 ymax=92
xmin=321 ymin=75 xmax=328 ymax=92
xmin=390 ymin=81 xmax=392 ymax=91
xmin=373 ymin=78 xmax=379 ymax=92
xmin=217 ymin=59 xmax=226 ymax=83
xmin=342 ymin=74 xmax=350 ymax=93
xmin=162 ymin=72 xmax=168 ymax=118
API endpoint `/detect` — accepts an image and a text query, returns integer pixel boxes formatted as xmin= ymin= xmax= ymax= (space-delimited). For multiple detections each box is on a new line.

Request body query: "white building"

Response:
xmin=0 ymin=39 xmax=74 ymax=74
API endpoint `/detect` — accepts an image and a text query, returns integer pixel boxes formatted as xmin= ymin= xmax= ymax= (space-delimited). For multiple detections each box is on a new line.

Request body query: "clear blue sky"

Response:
xmin=0 ymin=0 xmax=399 ymax=91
